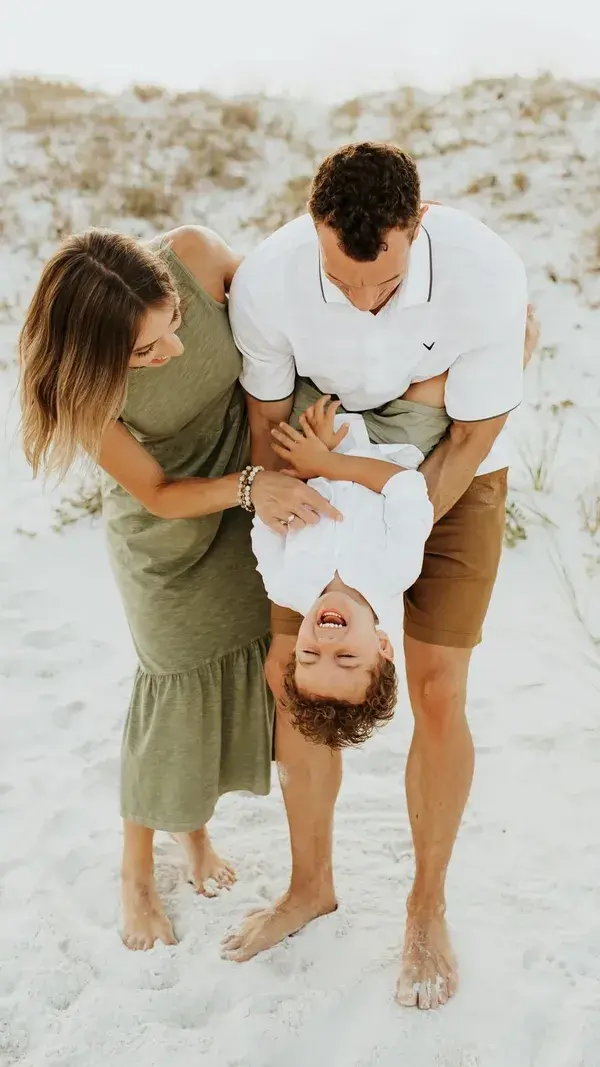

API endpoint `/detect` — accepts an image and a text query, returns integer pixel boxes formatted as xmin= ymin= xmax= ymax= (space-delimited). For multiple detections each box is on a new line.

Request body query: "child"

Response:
xmin=251 ymin=395 xmax=435 ymax=749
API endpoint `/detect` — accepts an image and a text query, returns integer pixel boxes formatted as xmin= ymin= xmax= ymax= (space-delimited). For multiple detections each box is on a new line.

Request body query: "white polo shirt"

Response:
xmin=251 ymin=414 xmax=433 ymax=636
xmin=229 ymin=205 xmax=528 ymax=476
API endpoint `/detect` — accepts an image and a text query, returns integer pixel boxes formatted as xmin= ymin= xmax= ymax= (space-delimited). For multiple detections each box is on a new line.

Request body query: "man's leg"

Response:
xmin=396 ymin=640 xmax=473 ymax=1009
xmin=222 ymin=635 xmax=340 ymax=962
xmin=397 ymin=468 xmax=508 ymax=1009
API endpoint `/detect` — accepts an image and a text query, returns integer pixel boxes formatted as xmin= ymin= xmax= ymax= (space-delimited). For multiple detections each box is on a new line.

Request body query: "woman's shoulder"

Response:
xmin=161 ymin=226 xmax=243 ymax=301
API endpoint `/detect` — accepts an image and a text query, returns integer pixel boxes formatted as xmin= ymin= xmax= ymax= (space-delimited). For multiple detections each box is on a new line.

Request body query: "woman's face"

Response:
xmin=129 ymin=299 xmax=183 ymax=369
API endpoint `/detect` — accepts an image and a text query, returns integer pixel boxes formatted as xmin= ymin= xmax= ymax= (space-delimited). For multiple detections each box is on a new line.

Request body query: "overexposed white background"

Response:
xmin=1 ymin=0 xmax=598 ymax=100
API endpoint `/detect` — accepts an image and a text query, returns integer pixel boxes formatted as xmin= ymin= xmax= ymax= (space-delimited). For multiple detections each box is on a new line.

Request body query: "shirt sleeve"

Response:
xmin=250 ymin=517 xmax=289 ymax=606
xmin=381 ymin=470 xmax=434 ymax=592
xmin=229 ymin=265 xmax=295 ymax=402
xmin=444 ymin=249 xmax=528 ymax=423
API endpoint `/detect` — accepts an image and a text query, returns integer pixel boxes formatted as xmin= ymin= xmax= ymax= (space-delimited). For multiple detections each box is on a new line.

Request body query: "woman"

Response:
xmin=18 ymin=224 xmax=338 ymax=951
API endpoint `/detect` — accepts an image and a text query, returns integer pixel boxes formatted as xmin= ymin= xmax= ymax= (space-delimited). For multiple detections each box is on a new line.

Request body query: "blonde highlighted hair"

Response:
xmin=19 ymin=229 xmax=177 ymax=477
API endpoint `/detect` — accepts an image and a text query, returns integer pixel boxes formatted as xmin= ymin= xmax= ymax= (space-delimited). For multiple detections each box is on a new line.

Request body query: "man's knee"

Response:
xmin=405 ymin=644 xmax=470 ymax=734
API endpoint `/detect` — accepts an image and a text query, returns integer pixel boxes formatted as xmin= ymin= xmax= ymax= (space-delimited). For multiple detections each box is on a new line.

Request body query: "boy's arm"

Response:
xmin=320 ymin=451 xmax=406 ymax=493
xmin=270 ymin=420 xmax=408 ymax=493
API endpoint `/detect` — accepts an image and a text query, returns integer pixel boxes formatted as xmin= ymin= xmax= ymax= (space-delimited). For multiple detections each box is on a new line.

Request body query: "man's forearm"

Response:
xmin=419 ymin=416 xmax=507 ymax=522
xmin=250 ymin=419 xmax=284 ymax=470
xmin=245 ymin=393 xmax=294 ymax=470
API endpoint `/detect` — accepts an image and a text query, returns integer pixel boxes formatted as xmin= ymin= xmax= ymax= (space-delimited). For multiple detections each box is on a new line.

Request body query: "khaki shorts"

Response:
xmin=270 ymin=468 xmax=508 ymax=650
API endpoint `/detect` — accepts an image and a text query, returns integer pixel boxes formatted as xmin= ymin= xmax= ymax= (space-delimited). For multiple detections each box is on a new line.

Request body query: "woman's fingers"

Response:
xmin=299 ymin=484 xmax=342 ymax=521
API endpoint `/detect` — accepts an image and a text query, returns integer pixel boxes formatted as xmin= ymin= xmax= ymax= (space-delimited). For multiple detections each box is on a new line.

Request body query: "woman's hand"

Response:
xmin=250 ymin=469 xmax=342 ymax=533
xmin=300 ymin=395 xmax=349 ymax=451
xmin=270 ymin=421 xmax=337 ymax=481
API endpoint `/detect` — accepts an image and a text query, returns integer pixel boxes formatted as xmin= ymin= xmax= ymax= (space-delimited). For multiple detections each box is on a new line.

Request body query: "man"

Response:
xmin=223 ymin=143 xmax=529 ymax=1010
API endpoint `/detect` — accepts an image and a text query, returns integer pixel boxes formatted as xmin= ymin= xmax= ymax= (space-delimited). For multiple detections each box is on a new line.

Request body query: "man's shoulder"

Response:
xmin=425 ymin=204 xmax=524 ymax=273
xmin=234 ymin=214 xmax=317 ymax=290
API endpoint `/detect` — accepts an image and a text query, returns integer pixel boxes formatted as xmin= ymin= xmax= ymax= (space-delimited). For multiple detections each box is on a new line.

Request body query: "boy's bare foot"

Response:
xmin=175 ymin=827 xmax=236 ymax=897
xmin=396 ymin=908 xmax=458 ymax=1010
xmin=221 ymin=888 xmax=337 ymax=962
xmin=121 ymin=876 xmax=177 ymax=951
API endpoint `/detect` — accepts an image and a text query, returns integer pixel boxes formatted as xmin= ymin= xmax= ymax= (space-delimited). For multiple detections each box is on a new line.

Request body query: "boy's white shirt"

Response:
xmin=251 ymin=413 xmax=434 ymax=636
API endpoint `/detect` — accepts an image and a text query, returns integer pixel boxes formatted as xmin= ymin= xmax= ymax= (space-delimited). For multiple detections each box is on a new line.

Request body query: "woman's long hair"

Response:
xmin=19 ymin=229 xmax=177 ymax=477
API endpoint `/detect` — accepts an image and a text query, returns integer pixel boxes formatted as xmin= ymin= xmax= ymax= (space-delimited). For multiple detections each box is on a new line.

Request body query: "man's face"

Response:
xmin=317 ymin=211 xmax=426 ymax=312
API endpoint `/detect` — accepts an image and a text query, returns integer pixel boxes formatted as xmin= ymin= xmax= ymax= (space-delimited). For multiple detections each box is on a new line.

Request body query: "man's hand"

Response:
xmin=524 ymin=303 xmax=539 ymax=368
xmin=251 ymin=469 xmax=341 ymax=533
xmin=271 ymin=420 xmax=337 ymax=480
xmin=301 ymin=395 xmax=350 ymax=451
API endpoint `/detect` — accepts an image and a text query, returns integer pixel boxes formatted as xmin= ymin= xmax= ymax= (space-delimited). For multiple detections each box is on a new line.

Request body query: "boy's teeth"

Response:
xmin=318 ymin=610 xmax=346 ymax=628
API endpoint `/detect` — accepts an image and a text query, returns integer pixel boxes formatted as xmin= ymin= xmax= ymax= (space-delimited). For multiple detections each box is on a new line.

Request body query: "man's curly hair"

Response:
xmin=308 ymin=142 xmax=421 ymax=262
xmin=283 ymin=654 xmax=397 ymax=749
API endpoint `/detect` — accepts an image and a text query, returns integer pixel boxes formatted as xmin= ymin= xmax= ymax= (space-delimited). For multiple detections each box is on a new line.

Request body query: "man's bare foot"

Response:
xmin=396 ymin=910 xmax=458 ymax=1010
xmin=121 ymin=876 xmax=177 ymax=951
xmin=174 ymin=828 xmax=236 ymax=897
xmin=221 ymin=888 xmax=337 ymax=962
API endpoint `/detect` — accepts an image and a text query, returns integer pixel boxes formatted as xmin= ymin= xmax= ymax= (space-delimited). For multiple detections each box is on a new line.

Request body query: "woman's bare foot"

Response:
xmin=175 ymin=827 xmax=236 ymax=897
xmin=396 ymin=909 xmax=458 ymax=1010
xmin=221 ymin=888 xmax=337 ymax=962
xmin=121 ymin=875 xmax=177 ymax=951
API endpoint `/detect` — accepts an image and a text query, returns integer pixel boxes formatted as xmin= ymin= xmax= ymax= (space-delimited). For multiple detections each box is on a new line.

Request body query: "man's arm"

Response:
xmin=245 ymin=393 xmax=294 ymax=470
xmin=419 ymin=414 xmax=507 ymax=522
xmin=425 ymin=240 xmax=528 ymax=521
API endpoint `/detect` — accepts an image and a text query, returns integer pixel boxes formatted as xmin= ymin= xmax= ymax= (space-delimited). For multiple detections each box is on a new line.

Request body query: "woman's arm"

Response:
xmin=99 ymin=421 xmax=239 ymax=519
xmin=99 ymin=421 xmax=342 ymax=527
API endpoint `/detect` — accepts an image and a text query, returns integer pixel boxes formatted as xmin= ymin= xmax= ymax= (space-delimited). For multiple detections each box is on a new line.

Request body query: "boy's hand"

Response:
xmin=301 ymin=395 xmax=349 ymax=451
xmin=271 ymin=420 xmax=336 ymax=480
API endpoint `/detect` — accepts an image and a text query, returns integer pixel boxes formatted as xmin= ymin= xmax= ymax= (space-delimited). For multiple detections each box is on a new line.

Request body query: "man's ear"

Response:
xmin=412 ymin=204 xmax=429 ymax=243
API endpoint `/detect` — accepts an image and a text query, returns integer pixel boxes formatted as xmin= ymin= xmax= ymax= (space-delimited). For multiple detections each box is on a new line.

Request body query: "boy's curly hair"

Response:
xmin=283 ymin=654 xmax=397 ymax=749
xmin=308 ymin=142 xmax=421 ymax=262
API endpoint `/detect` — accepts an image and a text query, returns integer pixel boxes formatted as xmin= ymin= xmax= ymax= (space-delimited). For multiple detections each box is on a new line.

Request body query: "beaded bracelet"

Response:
xmin=237 ymin=465 xmax=264 ymax=512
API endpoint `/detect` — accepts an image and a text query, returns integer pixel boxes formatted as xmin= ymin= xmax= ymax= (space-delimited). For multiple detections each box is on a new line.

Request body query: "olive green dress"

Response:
xmin=102 ymin=243 xmax=273 ymax=832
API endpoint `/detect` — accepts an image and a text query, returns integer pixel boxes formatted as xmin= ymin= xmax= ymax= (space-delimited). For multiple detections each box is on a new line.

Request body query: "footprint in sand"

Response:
xmin=52 ymin=700 xmax=85 ymax=729
xmin=22 ymin=625 xmax=73 ymax=650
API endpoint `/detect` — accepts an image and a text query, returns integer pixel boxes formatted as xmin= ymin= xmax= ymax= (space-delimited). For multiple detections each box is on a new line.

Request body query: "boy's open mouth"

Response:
xmin=317 ymin=609 xmax=347 ymax=629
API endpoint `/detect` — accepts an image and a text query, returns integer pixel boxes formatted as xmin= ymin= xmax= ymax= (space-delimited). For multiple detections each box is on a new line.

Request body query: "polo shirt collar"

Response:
xmin=318 ymin=224 xmax=433 ymax=308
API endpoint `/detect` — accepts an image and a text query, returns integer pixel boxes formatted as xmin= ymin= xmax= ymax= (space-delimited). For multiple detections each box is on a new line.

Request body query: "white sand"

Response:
xmin=1 ymin=75 xmax=600 ymax=1066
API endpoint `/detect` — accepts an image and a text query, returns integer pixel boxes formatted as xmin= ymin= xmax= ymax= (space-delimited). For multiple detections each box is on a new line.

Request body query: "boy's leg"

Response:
xmin=121 ymin=820 xmax=177 ymax=950
xmin=222 ymin=634 xmax=340 ymax=962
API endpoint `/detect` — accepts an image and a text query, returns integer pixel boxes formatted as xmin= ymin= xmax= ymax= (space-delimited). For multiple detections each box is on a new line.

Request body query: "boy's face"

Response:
xmin=295 ymin=590 xmax=394 ymax=702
